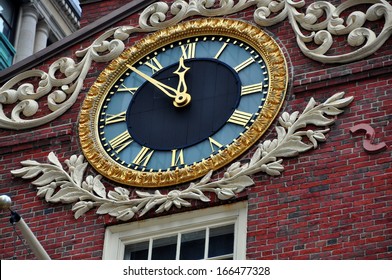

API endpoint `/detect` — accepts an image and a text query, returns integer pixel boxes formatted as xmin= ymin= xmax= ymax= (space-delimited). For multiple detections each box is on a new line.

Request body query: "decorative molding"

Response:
xmin=11 ymin=92 xmax=353 ymax=221
xmin=350 ymin=123 xmax=388 ymax=152
xmin=254 ymin=0 xmax=392 ymax=63
xmin=0 ymin=0 xmax=389 ymax=130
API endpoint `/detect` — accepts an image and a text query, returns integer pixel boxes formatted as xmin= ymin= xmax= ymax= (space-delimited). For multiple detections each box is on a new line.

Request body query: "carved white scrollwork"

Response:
xmin=11 ymin=92 xmax=353 ymax=221
xmin=138 ymin=0 xmax=391 ymax=63
xmin=253 ymin=0 xmax=392 ymax=63
xmin=0 ymin=0 xmax=390 ymax=130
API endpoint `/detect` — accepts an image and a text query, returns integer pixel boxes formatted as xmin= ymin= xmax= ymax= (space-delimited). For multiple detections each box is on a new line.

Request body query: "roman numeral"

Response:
xmin=171 ymin=149 xmax=184 ymax=167
xmin=181 ymin=42 xmax=197 ymax=59
xmin=228 ymin=110 xmax=253 ymax=126
xmin=241 ymin=82 xmax=263 ymax=96
xmin=209 ymin=137 xmax=223 ymax=152
xmin=109 ymin=131 xmax=133 ymax=153
xmin=117 ymin=84 xmax=138 ymax=94
xmin=133 ymin=146 xmax=154 ymax=166
xmin=214 ymin=42 xmax=228 ymax=59
xmin=105 ymin=111 xmax=126 ymax=125
xmin=234 ymin=57 xmax=255 ymax=72
xmin=144 ymin=57 xmax=163 ymax=73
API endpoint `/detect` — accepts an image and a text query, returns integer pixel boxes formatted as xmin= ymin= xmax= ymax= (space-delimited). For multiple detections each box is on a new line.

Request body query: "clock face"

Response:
xmin=79 ymin=18 xmax=288 ymax=187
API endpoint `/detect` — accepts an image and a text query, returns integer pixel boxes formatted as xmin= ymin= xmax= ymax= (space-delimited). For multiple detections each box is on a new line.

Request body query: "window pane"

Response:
xmin=124 ymin=241 xmax=149 ymax=260
xmin=180 ymin=230 xmax=206 ymax=260
xmin=0 ymin=0 xmax=14 ymax=24
xmin=0 ymin=17 xmax=5 ymax=34
xmin=0 ymin=0 xmax=15 ymax=39
xmin=208 ymin=224 xmax=234 ymax=258
xmin=152 ymin=235 xmax=177 ymax=260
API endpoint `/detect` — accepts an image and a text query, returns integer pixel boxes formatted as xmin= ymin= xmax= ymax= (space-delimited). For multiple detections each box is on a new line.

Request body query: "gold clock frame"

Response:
xmin=79 ymin=18 xmax=288 ymax=188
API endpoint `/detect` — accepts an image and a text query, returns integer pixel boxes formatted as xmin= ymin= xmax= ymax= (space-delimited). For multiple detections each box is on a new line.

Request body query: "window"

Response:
xmin=103 ymin=201 xmax=248 ymax=260
xmin=0 ymin=0 xmax=16 ymax=69
xmin=0 ymin=0 xmax=16 ymax=41
xmin=124 ymin=224 xmax=235 ymax=260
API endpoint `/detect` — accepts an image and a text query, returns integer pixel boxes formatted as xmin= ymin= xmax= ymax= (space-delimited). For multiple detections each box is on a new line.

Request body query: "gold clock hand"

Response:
xmin=127 ymin=64 xmax=191 ymax=107
xmin=172 ymin=57 xmax=191 ymax=107
xmin=173 ymin=57 xmax=190 ymax=95
xmin=127 ymin=64 xmax=177 ymax=98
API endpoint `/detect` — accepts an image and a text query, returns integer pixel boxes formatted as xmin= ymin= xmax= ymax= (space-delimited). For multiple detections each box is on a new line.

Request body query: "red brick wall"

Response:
xmin=0 ymin=0 xmax=391 ymax=259
xmin=247 ymin=72 xmax=392 ymax=259
xmin=80 ymin=0 xmax=133 ymax=27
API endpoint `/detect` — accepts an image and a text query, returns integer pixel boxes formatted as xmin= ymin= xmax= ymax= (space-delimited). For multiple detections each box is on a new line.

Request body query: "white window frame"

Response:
xmin=102 ymin=201 xmax=248 ymax=260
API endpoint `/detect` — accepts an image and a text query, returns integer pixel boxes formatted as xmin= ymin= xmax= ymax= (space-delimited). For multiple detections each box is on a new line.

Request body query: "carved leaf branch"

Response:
xmin=11 ymin=92 xmax=353 ymax=221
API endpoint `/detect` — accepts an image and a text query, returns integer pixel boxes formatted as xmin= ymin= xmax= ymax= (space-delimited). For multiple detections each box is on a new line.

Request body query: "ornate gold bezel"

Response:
xmin=79 ymin=18 xmax=288 ymax=188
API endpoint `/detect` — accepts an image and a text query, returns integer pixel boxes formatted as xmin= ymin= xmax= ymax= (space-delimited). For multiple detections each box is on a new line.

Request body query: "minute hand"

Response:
xmin=127 ymin=64 xmax=178 ymax=99
xmin=127 ymin=64 xmax=191 ymax=107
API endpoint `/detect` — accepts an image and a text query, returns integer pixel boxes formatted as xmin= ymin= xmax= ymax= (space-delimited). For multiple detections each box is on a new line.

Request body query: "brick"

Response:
xmin=1 ymin=0 xmax=391 ymax=261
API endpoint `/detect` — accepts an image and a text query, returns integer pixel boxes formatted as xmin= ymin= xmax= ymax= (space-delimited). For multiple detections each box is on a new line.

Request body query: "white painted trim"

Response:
xmin=102 ymin=201 xmax=248 ymax=260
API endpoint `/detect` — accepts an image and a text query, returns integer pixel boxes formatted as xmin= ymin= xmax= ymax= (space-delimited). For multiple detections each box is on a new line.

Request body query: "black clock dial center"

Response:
xmin=126 ymin=58 xmax=241 ymax=151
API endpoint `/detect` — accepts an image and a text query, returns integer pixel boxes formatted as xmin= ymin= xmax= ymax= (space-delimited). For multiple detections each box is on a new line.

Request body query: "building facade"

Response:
xmin=0 ymin=0 xmax=391 ymax=260
xmin=0 ymin=0 xmax=81 ymax=69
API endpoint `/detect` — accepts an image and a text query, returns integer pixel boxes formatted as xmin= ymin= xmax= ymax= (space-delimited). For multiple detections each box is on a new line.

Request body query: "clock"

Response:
xmin=79 ymin=18 xmax=288 ymax=187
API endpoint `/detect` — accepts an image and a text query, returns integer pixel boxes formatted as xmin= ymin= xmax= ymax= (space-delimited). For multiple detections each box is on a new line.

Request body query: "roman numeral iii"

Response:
xmin=228 ymin=110 xmax=253 ymax=126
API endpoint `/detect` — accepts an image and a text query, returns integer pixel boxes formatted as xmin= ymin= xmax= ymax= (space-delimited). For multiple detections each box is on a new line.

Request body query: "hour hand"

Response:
xmin=173 ymin=57 xmax=190 ymax=95
xmin=169 ymin=57 xmax=191 ymax=107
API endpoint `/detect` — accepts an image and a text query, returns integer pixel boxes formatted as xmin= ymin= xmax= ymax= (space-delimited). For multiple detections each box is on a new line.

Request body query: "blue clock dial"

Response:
xmin=79 ymin=18 xmax=288 ymax=187
xmin=98 ymin=36 xmax=268 ymax=172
